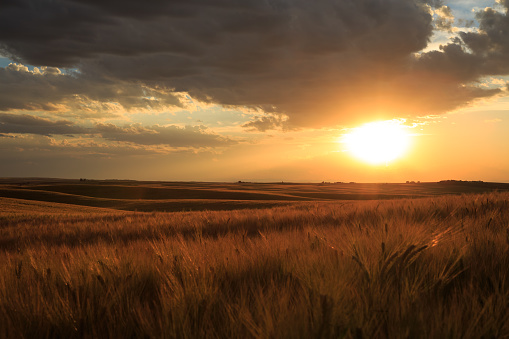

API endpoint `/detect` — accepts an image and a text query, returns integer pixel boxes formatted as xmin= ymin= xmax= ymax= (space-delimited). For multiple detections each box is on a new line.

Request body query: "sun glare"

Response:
xmin=343 ymin=120 xmax=410 ymax=165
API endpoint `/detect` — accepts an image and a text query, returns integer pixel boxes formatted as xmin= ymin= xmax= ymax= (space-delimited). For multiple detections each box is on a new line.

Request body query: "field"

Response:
xmin=1 ymin=179 xmax=509 ymax=338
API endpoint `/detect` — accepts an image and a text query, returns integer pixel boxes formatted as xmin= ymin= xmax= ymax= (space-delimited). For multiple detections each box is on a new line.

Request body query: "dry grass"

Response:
xmin=0 ymin=192 xmax=509 ymax=338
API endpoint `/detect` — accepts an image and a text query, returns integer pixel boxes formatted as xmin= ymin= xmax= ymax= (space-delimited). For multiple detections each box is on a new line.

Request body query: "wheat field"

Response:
xmin=0 ymin=185 xmax=508 ymax=338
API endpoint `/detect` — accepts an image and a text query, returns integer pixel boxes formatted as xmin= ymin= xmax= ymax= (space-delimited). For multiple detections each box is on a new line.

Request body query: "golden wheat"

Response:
xmin=0 ymin=192 xmax=508 ymax=338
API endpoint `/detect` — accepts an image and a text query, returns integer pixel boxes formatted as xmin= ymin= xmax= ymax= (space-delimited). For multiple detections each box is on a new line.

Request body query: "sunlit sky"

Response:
xmin=0 ymin=0 xmax=508 ymax=182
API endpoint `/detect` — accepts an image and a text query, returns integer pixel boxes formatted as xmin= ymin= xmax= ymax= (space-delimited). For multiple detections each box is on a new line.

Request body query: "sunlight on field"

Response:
xmin=0 ymin=191 xmax=509 ymax=338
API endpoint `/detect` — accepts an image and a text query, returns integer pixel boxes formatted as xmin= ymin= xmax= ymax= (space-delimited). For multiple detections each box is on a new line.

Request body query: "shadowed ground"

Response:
xmin=1 ymin=178 xmax=508 ymax=212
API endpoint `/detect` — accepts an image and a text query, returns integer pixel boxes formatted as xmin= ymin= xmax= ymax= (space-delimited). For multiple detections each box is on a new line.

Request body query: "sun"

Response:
xmin=343 ymin=120 xmax=411 ymax=165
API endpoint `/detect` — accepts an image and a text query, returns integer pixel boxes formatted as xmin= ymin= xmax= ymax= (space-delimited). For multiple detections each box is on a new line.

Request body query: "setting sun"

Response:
xmin=343 ymin=120 xmax=410 ymax=165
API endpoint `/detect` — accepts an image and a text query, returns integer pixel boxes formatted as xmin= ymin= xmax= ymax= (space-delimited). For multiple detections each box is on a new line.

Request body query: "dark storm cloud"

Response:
xmin=95 ymin=123 xmax=236 ymax=147
xmin=460 ymin=2 xmax=509 ymax=75
xmin=1 ymin=0 xmax=507 ymax=127
xmin=0 ymin=113 xmax=88 ymax=135
xmin=418 ymin=1 xmax=509 ymax=81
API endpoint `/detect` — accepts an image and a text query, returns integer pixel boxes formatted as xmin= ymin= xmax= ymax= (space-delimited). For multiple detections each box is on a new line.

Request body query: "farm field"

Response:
xmin=1 ymin=179 xmax=509 ymax=338
xmin=1 ymin=178 xmax=508 ymax=212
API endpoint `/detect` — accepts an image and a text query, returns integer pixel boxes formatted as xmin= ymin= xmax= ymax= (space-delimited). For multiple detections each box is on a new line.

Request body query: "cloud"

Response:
xmin=242 ymin=115 xmax=290 ymax=132
xmin=0 ymin=62 xmax=183 ymax=114
xmin=434 ymin=6 xmax=455 ymax=31
xmin=460 ymin=2 xmax=509 ymax=75
xmin=0 ymin=133 xmax=170 ymax=157
xmin=0 ymin=113 xmax=88 ymax=135
xmin=1 ymin=0 xmax=509 ymax=127
xmin=95 ymin=123 xmax=236 ymax=147
xmin=0 ymin=112 xmax=236 ymax=148
xmin=418 ymin=1 xmax=509 ymax=80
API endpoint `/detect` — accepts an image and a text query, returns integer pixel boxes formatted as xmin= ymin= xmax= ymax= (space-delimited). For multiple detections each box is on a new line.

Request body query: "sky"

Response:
xmin=0 ymin=0 xmax=508 ymax=183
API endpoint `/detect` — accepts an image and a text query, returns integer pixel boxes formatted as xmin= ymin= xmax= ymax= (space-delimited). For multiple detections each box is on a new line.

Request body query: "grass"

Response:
xmin=0 ymin=188 xmax=509 ymax=338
